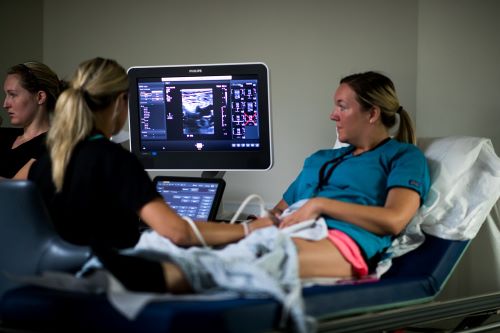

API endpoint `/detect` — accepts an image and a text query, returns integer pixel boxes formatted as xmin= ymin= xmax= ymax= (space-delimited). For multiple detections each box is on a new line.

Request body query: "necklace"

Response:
xmin=315 ymin=137 xmax=391 ymax=193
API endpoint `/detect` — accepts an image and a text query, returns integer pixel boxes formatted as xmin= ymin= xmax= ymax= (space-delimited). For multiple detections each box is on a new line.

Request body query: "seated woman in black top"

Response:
xmin=27 ymin=57 xmax=272 ymax=255
xmin=1 ymin=62 xmax=65 ymax=179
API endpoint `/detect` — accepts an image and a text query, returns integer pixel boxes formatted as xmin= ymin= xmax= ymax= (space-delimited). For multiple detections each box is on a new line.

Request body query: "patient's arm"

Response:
xmin=279 ymin=187 xmax=420 ymax=236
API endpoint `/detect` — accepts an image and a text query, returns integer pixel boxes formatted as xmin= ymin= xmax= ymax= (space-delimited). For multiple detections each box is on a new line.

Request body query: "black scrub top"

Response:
xmin=0 ymin=127 xmax=47 ymax=178
xmin=28 ymin=133 xmax=160 ymax=249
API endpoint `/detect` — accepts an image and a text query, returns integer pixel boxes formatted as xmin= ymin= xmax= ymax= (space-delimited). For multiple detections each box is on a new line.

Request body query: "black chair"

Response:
xmin=0 ymin=180 xmax=91 ymax=298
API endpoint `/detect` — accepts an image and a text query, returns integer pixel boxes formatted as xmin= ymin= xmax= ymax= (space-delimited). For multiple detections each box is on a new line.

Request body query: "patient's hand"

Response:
xmin=279 ymin=198 xmax=320 ymax=229
xmin=248 ymin=216 xmax=274 ymax=233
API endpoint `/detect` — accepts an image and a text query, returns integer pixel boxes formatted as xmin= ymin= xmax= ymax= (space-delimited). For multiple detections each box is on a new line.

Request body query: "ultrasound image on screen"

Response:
xmin=182 ymin=88 xmax=215 ymax=135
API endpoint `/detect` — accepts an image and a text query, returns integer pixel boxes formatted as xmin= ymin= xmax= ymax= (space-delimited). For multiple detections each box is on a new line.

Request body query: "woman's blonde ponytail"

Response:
xmin=46 ymin=57 xmax=128 ymax=192
xmin=47 ymin=88 xmax=94 ymax=191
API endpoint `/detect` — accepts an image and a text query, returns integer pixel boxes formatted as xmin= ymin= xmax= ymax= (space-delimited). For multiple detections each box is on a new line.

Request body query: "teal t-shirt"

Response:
xmin=283 ymin=139 xmax=430 ymax=259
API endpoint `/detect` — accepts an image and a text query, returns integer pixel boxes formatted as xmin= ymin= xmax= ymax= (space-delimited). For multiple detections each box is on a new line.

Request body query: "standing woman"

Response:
xmin=0 ymin=62 xmax=65 ymax=179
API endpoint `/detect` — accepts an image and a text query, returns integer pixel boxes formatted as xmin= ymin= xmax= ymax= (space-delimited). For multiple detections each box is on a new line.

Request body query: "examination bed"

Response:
xmin=0 ymin=232 xmax=476 ymax=333
xmin=1 ymin=136 xmax=499 ymax=332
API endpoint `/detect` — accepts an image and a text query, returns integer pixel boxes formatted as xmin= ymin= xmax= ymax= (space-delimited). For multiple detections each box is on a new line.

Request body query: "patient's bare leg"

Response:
xmin=162 ymin=262 xmax=193 ymax=293
xmin=293 ymin=238 xmax=354 ymax=278
xmin=165 ymin=238 xmax=356 ymax=290
xmin=97 ymin=238 xmax=354 ymax=294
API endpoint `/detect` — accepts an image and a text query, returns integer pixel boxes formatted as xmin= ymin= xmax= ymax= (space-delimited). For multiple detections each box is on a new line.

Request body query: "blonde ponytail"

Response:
xmin=394 ymin=107 xmax=416 ymax=145
xmin=46 ymin=57 xmax=128 ymax=192
xmin=47 ymin=88 xmax=94 ymax=191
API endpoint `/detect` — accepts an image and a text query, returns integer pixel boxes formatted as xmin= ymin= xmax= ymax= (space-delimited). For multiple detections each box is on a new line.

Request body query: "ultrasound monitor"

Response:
xmin=127 ymin=62 xmax=272 ymax=172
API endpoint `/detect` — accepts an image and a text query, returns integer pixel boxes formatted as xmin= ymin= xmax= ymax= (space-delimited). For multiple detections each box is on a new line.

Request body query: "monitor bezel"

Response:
xmin=127 ymin=62 xmax=273 ymax=171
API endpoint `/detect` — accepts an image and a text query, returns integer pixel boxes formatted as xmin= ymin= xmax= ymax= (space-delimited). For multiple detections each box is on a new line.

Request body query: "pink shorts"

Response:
xmin=327 ymin=229 xmax=369 ymax=276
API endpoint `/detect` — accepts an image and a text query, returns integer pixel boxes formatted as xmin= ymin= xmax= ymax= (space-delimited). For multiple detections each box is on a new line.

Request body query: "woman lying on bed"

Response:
xmin=268 ymin=71 xmax=431 ymax=278
xmin=94 ymin=71 xmax=430 ymax=293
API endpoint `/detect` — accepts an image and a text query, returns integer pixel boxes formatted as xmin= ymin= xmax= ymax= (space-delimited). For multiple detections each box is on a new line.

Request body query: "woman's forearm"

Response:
xmin=279 ymin=188 xmax=420 ymax=236
xmin=313 ymin=188 xmax=420 ymax=235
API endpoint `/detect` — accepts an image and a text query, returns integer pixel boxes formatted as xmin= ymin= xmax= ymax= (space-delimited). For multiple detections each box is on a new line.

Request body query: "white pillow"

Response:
xmin=415 ymin=136 xmax=500 ymax=240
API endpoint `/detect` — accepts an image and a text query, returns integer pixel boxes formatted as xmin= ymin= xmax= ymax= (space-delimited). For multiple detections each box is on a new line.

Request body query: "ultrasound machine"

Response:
xmin=127 ymin=62 xmax=273 ymax=222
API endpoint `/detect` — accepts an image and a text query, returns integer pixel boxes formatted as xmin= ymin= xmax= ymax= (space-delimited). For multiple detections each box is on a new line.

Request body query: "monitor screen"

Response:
xmin=153 ymin=176 xmax=225 ymax=221
xmin=128 ymin=62 xmax=272 ymax=171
